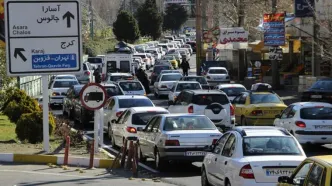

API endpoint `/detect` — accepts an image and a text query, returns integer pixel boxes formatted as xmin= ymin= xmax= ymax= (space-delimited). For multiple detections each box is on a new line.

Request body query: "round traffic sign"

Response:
xmin=80 ymin=83 xmax=107 ymax=111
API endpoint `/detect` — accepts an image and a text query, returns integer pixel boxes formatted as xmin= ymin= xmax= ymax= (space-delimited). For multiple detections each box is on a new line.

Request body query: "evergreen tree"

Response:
xmin=163 ymin=4 xmax=188 ymax=32
xmin=113 ymin=11 xmax=140 ymax=43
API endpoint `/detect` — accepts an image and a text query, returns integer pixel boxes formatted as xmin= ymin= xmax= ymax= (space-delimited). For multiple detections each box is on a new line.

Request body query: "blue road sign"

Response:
xmin=294 ymin=0 xmax=315 ymax=17
xmin=32 ymin=54 xmax=77 ymax=69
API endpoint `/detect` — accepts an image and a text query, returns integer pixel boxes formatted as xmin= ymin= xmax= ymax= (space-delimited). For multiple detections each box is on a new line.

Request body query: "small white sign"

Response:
xmin=254 ymin=61 xmax=261 ymax=68
xmin=5 ymin=0 xmax=82 ymax=76
xmin=80 ymin=83 xmax=107 ymax=111
xmin=269 ymin=47 xmax=283 ymax=60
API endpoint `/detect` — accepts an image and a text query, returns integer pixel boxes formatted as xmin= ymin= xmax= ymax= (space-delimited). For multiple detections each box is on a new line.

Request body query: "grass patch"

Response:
xmin=0 ymin=114 xmax=16 ymax=141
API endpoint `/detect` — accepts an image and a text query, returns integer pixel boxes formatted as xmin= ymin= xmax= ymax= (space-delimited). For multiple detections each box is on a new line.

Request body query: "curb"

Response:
xmin=0 ymin=153 xmax=119 ymax=168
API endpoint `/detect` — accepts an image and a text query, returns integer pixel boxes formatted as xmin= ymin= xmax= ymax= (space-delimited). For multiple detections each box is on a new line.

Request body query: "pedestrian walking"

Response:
xmin=181 ymin=57 xmax=190 ymax=76
xmin=136 ymin=68 xmax=151 ymax=94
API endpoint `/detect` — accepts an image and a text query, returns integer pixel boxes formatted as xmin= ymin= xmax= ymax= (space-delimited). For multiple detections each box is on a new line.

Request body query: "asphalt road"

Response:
xmin=50 ymin=54 xmax=332 ymax=186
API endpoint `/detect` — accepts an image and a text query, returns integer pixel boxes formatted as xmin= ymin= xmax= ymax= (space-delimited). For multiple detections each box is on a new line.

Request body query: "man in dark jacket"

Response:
xmin=181 ymin=58 xmax=190 ymax=76
xmin=136 ymin=68 xmax=151 ymax=94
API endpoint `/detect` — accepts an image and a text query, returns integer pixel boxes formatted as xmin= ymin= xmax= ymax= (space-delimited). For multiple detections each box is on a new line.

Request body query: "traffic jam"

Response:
xmin=47 ymin=36 xmax=332 ymax=186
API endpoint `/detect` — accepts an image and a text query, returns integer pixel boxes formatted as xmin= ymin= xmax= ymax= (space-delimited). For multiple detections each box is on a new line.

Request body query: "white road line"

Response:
xmin=0 ymin=170 xmax=91 ymax=178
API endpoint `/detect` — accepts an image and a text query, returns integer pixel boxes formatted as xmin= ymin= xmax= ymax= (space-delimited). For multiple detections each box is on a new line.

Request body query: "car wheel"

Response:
xmin=137 ymin=143 xmax=146 ymax=162
xmin=201 ymin=167 xmax=211 ymax=186
xmin=155 ymin=148 xmax=165 ymax=170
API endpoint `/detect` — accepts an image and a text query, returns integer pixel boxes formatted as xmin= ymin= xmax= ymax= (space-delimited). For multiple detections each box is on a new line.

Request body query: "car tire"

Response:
xmin=155 ymin=148 xmax=165 ymax=170
xmin=201 ymin=167 xmax=211 ymax=186
xmin=137 ymin=143 xmax=147 ymax=162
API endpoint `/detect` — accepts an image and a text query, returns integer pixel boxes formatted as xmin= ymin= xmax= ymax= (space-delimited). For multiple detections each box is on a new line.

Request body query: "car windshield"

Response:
xmin=154 ymin=66 xmax=171 ymax=73
xmin=209 ymin=69 xmax=227 ymax=74
xmin=220 ymin=87 xmax=246 ymax=96
xmin=243 ymin=136 xmax=302 ymax=156
xmin=192 ymin=94 xmax=229 ymax=105
xmin=176 ymin=83 xmax=201 ymax=91
xmin=118 ymin=99 xmax=153 ymax=108
xmin=55 ymin=76 xmax=76 ymax=80
xmin=310 ymin=80 xmax=332 ymax=90
xmin=183 ymin=77 xmax=207 ymax=84
xmin=250 ymin=94 xmax=281 ymax=104
xmin=132 ymin=111 xmax=169 ymax=125
xmin=53 ymin=81 xmax=78 ymax=88
xmin=105 ymin=86 xmax=123 ymax=97
xmin=119 ymin=82 xmax=143 ymax=91
xmin=161 ymin=74 xmax=182 ymax=81
xmin=87 ymin=57 xmax=102 ymax=64
xmin=300 ymin=107 xmax=332 ymax=120
xmin=161 ymin=70 xmax=180 ymax=74
xmin=163 ymin=116 xmax=216 ymax=131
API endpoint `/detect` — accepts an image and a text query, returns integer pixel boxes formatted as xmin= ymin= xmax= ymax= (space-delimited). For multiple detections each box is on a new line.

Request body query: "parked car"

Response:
xmin=205 ymin=67 xmax=230 ymax=86
xmin=153 ymin=73 xmax=183 ymax=98
xmin=301 ymin=78 xmax=332 ymax=103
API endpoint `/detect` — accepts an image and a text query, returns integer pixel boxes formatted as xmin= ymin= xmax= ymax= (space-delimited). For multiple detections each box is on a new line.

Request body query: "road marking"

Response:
xmin=0 ymin=169 xmax=91 ymax=178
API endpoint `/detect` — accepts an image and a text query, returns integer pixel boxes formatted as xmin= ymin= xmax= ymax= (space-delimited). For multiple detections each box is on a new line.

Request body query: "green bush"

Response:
xmin=83 ymin=39 xmax=116 ymax=57
xmin=2 ymin=88 xmax=41 ymax=123
xmin=16 ymin=112 xmax=56 ymax=144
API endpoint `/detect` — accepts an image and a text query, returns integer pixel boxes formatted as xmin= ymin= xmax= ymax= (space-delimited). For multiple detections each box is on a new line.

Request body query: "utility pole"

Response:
xmin=196 ymin=0 xmax=202 ymax=75
xmin=271 ymin=0 xmax=280 ymax=88
xmin=89 ymin=0 xmax=94 ymax=40
xmin=312 ymin=12 xmax=318 ymax=76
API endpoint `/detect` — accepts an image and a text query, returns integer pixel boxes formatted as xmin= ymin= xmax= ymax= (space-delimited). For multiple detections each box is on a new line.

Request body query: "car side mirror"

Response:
xmin=278 ymin=176 xmax=293 ymax=184
xmin=137 ymin=127 xmax=144 ymax=132
xmin=111 ymin=119 xmax=117 ymax=124
xmin=168 ymin=100 xmax=174 ymax=106
xmin=275 ymin=114 xmax=281 ymax=119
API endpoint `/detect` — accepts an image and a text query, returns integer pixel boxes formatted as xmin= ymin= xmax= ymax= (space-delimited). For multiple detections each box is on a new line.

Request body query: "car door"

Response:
xmin=113 ymin=110 xmax=127 ymax=145
xmin=206 ymin=133 xmax=231 ymax=185
xmin=304 ymin=163 xmax=326 ymax=186
xmin=279 ymin=161 xmax=313 ymax=186
xmin=154 ymin=75 xmax=161 ymax=89
xmin=232 ymin=93 xmax=246 ymax=122
xmin=275 ymin=105 xmax=293 ymax=128
xmin=119 ymin=110 xmax=132 ymax=146
xmin=146 ymin=117 xmax=162 ymax=156
xmin=285 ymin=105 xmax=300 ymax=132
xmin=140 ymin=118 xmax=157 ymax=157
xmin=104 ymin=98 xmax=116 ymax=127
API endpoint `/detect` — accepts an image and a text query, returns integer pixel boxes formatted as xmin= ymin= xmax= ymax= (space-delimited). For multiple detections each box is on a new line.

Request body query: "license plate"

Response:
xmin=314 ymin=125 xmax=332 ymax=130
xmin=311 ymin=95 xmax=322 ymax=98
xmin=266 ymin=169 xmax=293 ymax=176
xmin=185 ymin=151 xmax=206 ymax=156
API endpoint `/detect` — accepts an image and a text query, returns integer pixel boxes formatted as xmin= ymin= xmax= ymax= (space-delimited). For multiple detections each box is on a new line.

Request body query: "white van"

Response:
xmin=103 ymin=54 xmax=133 ymax=80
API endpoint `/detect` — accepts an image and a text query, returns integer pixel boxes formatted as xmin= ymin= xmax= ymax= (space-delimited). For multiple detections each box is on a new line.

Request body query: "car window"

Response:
xmin=288 ymin=105 xmax=299 ymax=118
xmin=208 ymin=69 xmax=227 ymax=74
xmin=163 ymin=115 xmax=216 ymax=131
xmin=250 ymin=93 xmax=282 ymax=104
xmin=300 ymin=107 xmax=332 ymax=120
xmin=53 ymin=81 xmax=78 ymax=88
xmin=117 ymin=110 xmax=127 ymax=124
xmin=104 ymin=86 xmax=123 ymax=97
xmin=118 ymin=99 xmax=153 ymax=108
xmin=307 ymin=164 xmax=324 ymax=186
xmin=176 ymin=83 xmax=201 ymax=91
xmin=213 ymin=133 xmax=231 ymax=154
xmin=107 ymin=99 xmax=115 ymax=110
xmin=232 ymin=95 xmax=242 ymax=104
xmin=152 ymin=117 xmax=162 ymax=132
xmin=161 ymin=74 xmax=182 ymax=81
xmin=83 ymin=64 xmax=87 ymax=70
xmin=239 ymin=94 xmax=247 ymax=104
xmin=292 ymin=162 xmax=313 ymax=185
xmin=311 ymin=80 xmax=332 ymax=90
xmin=221 ymin=134 xmax=236 ymax=157
xmin=145 ymin=117 xmax=157 ymax=132
xmin=281 ymin=106 xmax=293 ymax=119
xmin=243 ymin=136 xmax=302 ymax=156
xmin=220 ymin=87 xmax=246 ymax=97
xmin=192 ymin=94 xmax=229 ymax=105
xmin=119 ymin=82 xmax=143 ymax=91
xmin=120 ymin=61 xmax=130 ymax=73
xmin=55 ymin=76 xmax=76 ymax=80
xmin=87 ymin=57 xmax=102 ymax=64
xmin=122 ymin=111 xmax=131 ymax=123
xmin=131 ymin=111 xmax=168 ymax=125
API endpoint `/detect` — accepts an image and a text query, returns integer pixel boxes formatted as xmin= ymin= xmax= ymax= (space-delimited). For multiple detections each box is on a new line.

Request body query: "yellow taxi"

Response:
xmin=162 ymin=55 xmax=178 ymax=69
xmin=277 ymin=155 xmax=332 ymax=186
xmin=232 ymin=90 xmax=287 ymax=125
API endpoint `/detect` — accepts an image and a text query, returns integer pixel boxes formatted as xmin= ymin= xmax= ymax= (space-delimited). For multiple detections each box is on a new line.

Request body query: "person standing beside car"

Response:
xmin=181 ymin=57 xmax=190 ymax=76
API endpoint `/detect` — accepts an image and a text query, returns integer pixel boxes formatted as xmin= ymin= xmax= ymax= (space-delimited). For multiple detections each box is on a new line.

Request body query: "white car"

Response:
xmin=76 ymin=62 xmax=94 ymax=84
xmin=49 ymin=74 xmax=78 ymax=87
xmin=168 ymin=81 xmax=202 ymax=102
xmin=103 ymin=95 xmax=155 ymax=132
xmin=274 ymin=102 xmax=332 ymax=145
xmin=215 ymin=84 xmax=247 ymax=101
xmin=205 ymin=67 xmax=230 ymax=86
xmin=146 ymin=48 xmax=162 ymax=60
xmin=109 ymin=107 xmax=170 ymax=147
xmin=182 ymin=44 xmax=193 ymax=54
xmin=153 ymin=73 xmax=183 ymax=98
xmin=133 ymin=53 xmax=152 ymax=69
xmin=137 ymin=114 xmax=222 ymax=170
xmin=146 ymin=53 xmax=155 ymax=66
xmin=117 ymin=80 xmax=146 ymax=96
xmin=49 ymin=79 xmax=79 ymax=107
xmin=168 ymin=90 xmax=235 ymax=131
xmin=201 ymin=126 xmax=306 ymax=186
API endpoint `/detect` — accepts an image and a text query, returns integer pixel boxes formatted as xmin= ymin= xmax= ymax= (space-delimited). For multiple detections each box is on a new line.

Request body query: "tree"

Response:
xmin=0 ymin=45 xmax=14 ymax=89
xmin=113 ymin=11 xmax=140 ymax=43
xmin=136 ymin=0 xmax=163 ymax=40
xmin=163 ymin=3 xmax=188 ymax=33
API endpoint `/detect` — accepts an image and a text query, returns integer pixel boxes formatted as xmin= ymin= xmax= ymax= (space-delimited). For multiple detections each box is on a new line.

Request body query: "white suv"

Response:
xmin=202 ymin=126 xmax=306 ymax=186
xmin=205 ymin=67 xmax=230 ymax=86
xmin=168 ymin=90 xmax=235 ymax=131
xmin=274 ymin=102 xmax=332 ymax=145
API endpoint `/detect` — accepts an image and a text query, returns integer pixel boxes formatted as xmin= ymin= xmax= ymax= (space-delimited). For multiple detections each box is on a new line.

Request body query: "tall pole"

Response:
xmin=312 ymin=14 xmax=318 ymax=76
xmin=89 ymin=0 xmax=94 ymax=40
xmin=196 ymin=0 xmax=202 ymax=75
xmin=271 ymin=0 xmax=280 ymax=88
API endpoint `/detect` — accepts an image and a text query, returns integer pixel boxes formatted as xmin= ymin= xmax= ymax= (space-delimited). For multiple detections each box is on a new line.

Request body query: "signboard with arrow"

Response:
xmin=4 ymin=0 xmax=82 ymax=76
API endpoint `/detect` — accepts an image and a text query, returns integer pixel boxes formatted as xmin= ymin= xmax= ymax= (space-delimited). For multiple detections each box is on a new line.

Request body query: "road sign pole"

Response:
xmin=94 ymin=109 xmax=99 ymax=153
xmin=99 ymin=107 xmax=104 ymax=147
xmin=42 ymin=75 xmax=49 ymax=152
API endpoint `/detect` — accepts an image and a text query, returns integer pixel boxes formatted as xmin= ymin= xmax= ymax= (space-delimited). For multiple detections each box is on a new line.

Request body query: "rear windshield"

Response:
xmin=220 ymin=87 xmax=246 ymax=96
xmin=243 ymin=136 xmax=302 ymax=156
xmin=132 ymin=112 xmax=169 ymax=125
xmin=183 ymin=77 xmax=207 ymax=84
xmin=119 ymin=82 xmax=143 ymax=91
xmin=250 ymin=94 xmax=281 ymax=104
xmin=209 ymin=69 xmax=227 ymax=74
xmin=311 ymin=80 xmax=332 ymax=90
xmin=108 ymin=75 xmax=133 ymax=82
xmin=118 ymin=99 xmax=153 ymax=108
xmin=55 ymin=76 xmax=76 ymax=80
xmin=163 ymin=116 xmax=216 ymax=131
xmin=161 ymin=74 xmax=182 ymax=81
xmin=87 ymin=57 xmax=102 ymax=64
xmin=105 ymin=86 xmax=123 ymax=97
xmin=154 ymin=66 xmax=171 ymax=73
xmin=176 ymin=83 xmax=201 ymax=91
xmin=192 ymin=94 xmax=229 ymax=105
xmin=300 ymin=107 xmax=332 ymax=120
xmin=53 ymin=81 xmax=78 ymax=88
